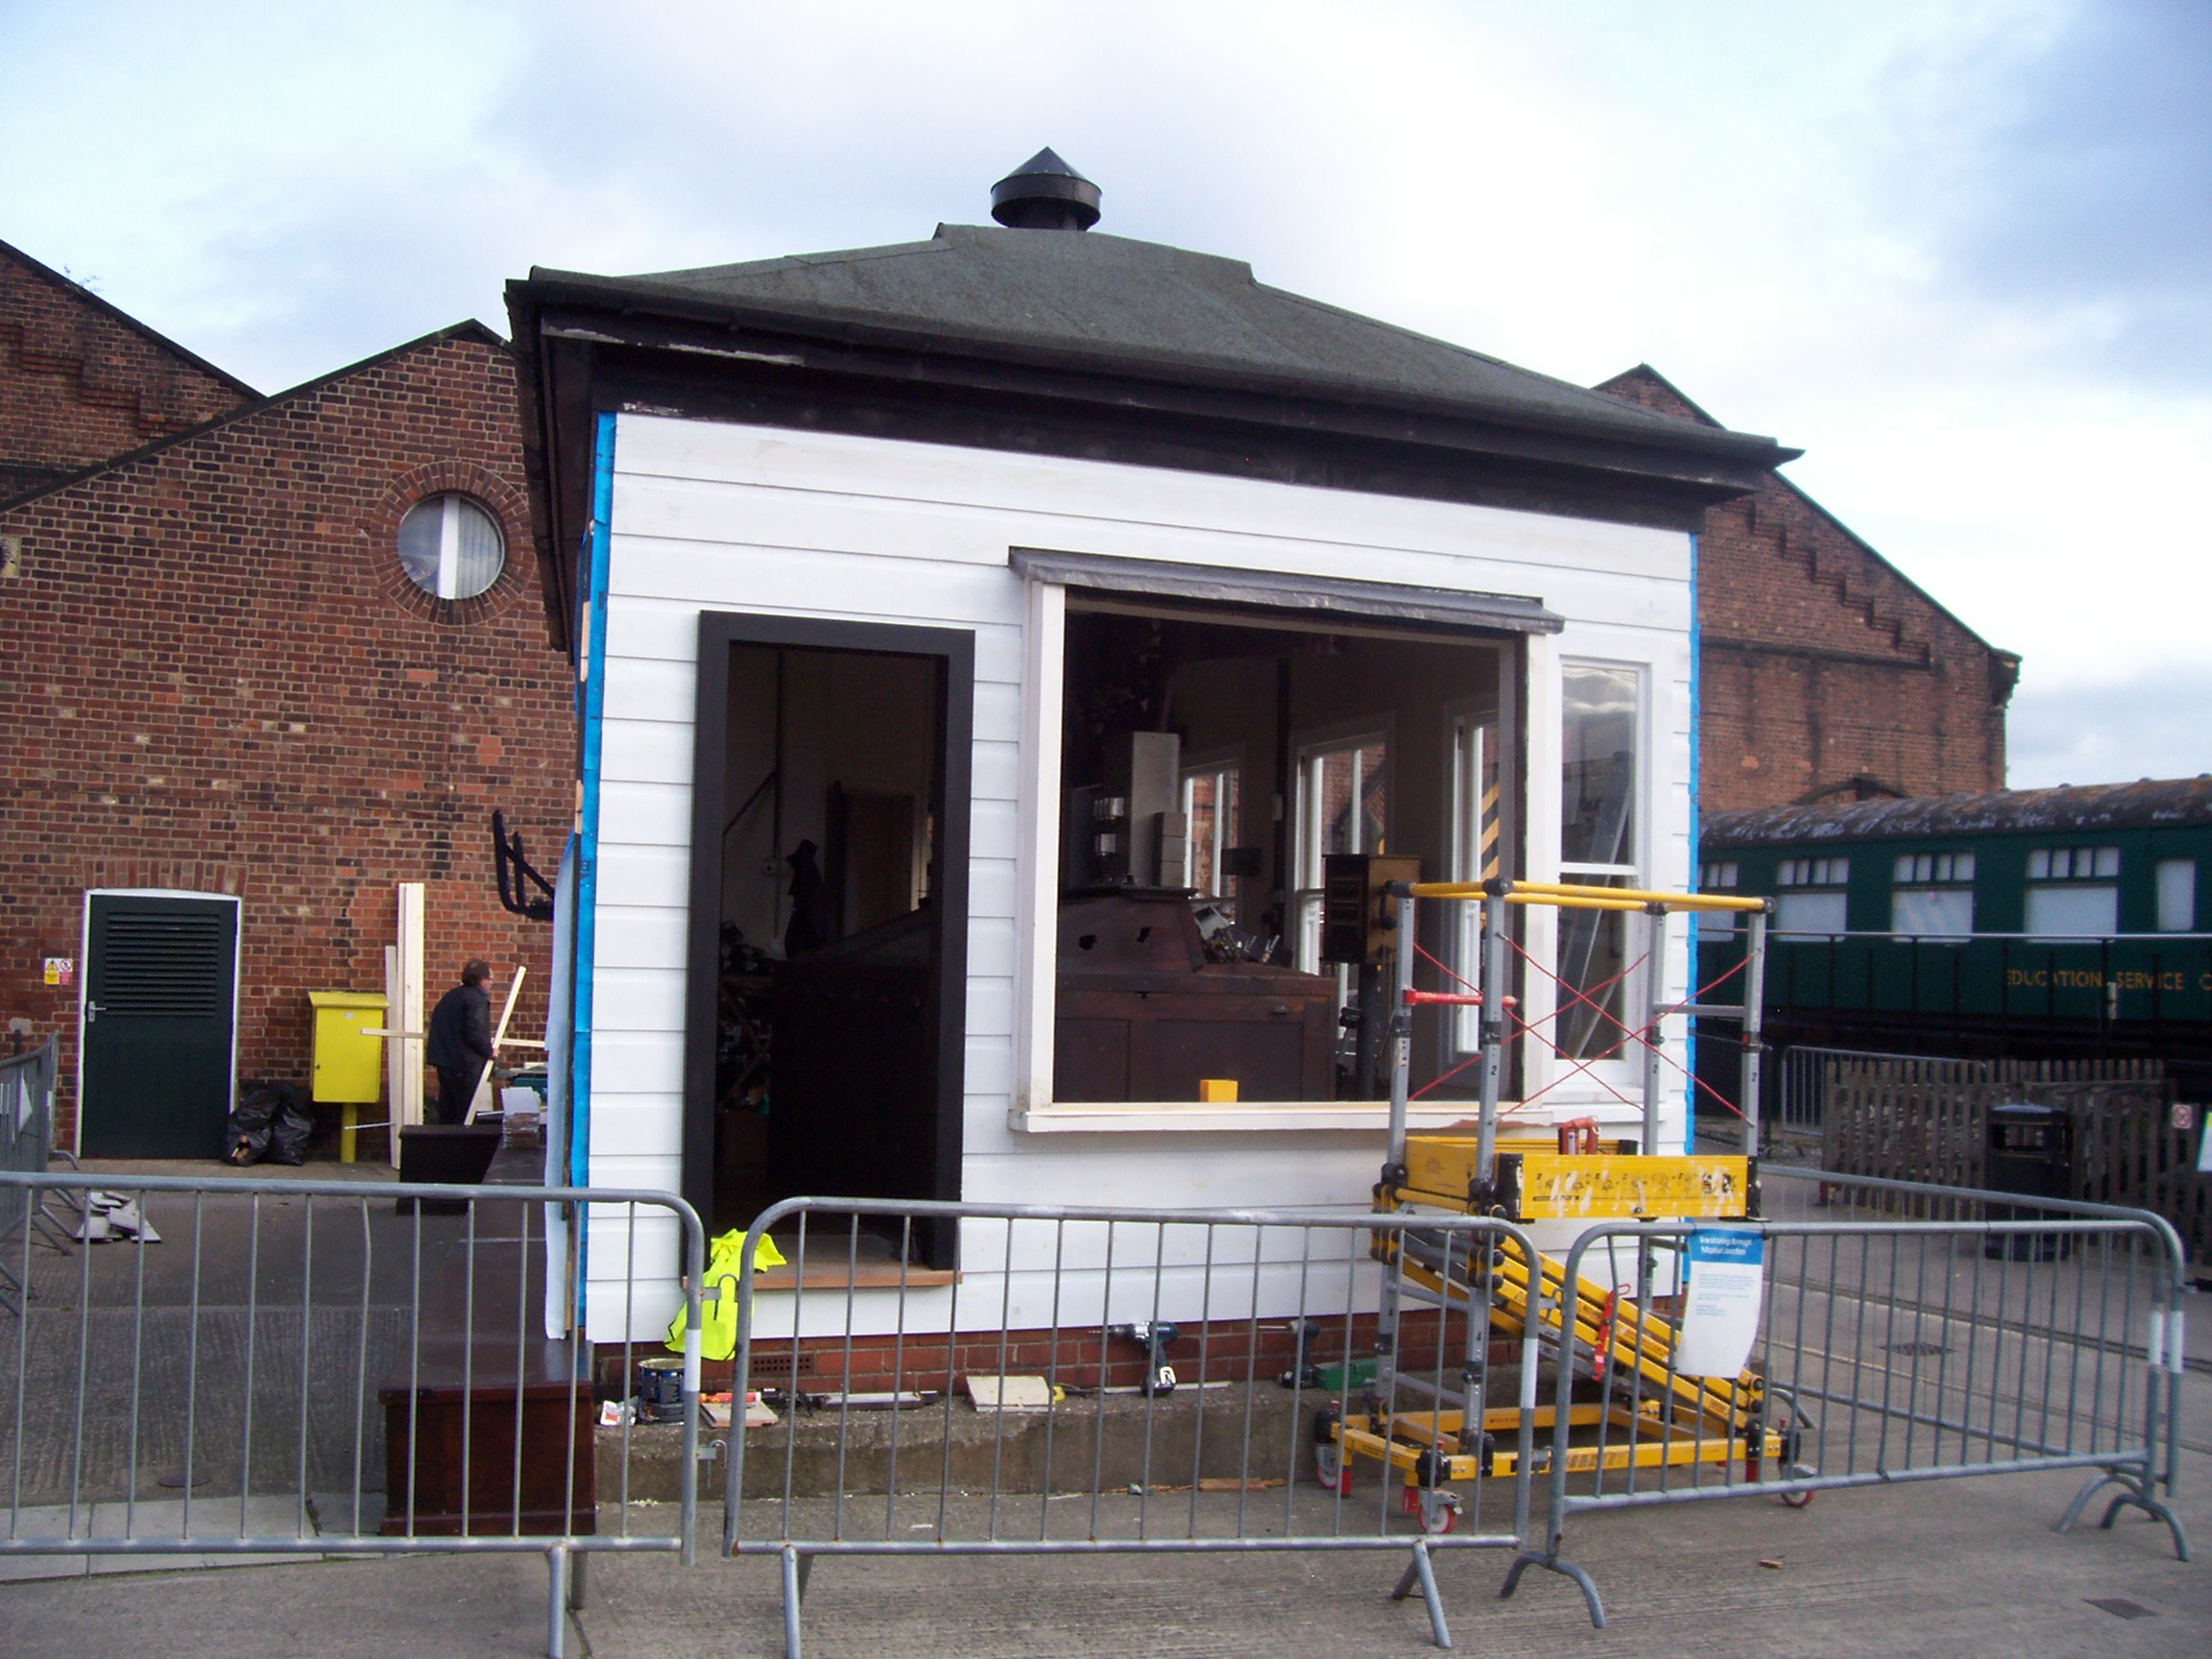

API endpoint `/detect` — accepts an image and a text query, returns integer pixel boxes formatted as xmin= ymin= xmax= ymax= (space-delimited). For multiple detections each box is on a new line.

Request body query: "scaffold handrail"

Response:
xmin=1405 ymin=878 xmax=1769 ymax=914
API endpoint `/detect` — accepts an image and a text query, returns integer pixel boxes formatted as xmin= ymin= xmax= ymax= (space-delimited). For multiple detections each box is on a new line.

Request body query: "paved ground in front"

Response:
xmin=2 ymin=1444 xmax=2205 ymax=1657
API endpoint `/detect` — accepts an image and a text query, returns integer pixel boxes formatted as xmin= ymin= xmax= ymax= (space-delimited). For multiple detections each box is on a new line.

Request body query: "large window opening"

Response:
xmin=686 ymin=621 xmax=972 ymax=1263
xmin=1054 ymin=603 xmax=1507 ymax=1105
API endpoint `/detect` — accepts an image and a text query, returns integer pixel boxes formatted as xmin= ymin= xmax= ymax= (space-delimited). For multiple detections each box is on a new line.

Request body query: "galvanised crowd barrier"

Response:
xmin=1503 ymin=1166 xmax=2191 ymax=1627
xmin=0 ymin=1167 xmax=703 ymax=1659
xmin=724 ymin=1198 xmax=1548 ymax=1657
xmin=0 ymin=1042 xmax=77 ymax=1314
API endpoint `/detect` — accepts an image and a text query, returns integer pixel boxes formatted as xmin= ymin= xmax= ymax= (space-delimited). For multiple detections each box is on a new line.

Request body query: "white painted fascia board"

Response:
xmin=1010 ymin=1098 xmax=1605 ymax=1134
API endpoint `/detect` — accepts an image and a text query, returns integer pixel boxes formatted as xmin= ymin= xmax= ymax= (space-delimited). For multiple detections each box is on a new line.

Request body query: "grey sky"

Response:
xmin=5 ymin=1 xmax=2204 ymax=788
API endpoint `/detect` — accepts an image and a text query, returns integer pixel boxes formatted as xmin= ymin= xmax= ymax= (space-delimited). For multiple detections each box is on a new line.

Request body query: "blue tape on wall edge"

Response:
xmin=1686 ymin=528 xmax=1700 ymax=1150
xmin=572 ymin=411 xmax=615 ymax=1196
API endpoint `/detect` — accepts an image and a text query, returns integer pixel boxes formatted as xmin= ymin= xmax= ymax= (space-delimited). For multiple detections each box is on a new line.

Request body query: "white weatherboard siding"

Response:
xmin=585 ymin=414 xmax=1695 ymax=1338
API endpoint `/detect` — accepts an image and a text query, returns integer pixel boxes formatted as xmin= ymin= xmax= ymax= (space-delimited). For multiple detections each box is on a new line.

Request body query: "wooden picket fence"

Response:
xmin=1821 ymin=1056 xmax=2210 ymax=1276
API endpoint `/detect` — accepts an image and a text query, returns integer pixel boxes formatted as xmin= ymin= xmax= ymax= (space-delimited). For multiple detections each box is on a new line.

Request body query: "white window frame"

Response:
xmin=1554 ymin=659 xmax=1645 ymax=1078
xmin=1178 ymin=749 xmax=1243 ymax=903
xmin=1445 ymin=709 xmax=1500 ymax=1052
xmin=1014 ymin=574 xmax=1548 ymax=1131
xmin=398 ymin=493 xmax=505 ymax=601
xmin=1290 ymin=724 xmax=1390 ymax=975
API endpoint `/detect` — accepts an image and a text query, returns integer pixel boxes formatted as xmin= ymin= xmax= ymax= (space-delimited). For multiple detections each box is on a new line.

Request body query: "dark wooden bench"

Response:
xmin=379 ymin=1139 xmax=596 ymax=1536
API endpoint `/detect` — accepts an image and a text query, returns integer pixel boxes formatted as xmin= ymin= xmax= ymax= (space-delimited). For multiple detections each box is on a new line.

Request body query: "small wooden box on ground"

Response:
xmin=379 ymin=1379 xmax=596 ymax=1535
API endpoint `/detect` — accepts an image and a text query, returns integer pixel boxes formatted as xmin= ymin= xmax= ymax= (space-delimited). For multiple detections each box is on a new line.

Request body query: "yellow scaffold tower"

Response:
xmin=1320 ymin=876 xmax=1801 ymax=1529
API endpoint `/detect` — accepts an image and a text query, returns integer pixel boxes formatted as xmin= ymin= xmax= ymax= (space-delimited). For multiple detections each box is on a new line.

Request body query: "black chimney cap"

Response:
xmin=990 ymin=147 xmax=1101 ymax=231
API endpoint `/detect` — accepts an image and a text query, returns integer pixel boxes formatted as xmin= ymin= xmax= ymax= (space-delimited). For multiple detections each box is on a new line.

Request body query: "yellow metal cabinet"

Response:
xmin=308 ymin=991 xmax=387 ymax=1162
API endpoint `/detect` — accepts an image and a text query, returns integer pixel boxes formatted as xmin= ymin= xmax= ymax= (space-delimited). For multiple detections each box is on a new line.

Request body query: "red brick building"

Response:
xmin=0 ymin=294 xmax=575 ymax=1153
xmin=1 ymin=236 xmax=257 ymax=495
xmin=1598 ymin=365 xmax=2017 ymax=815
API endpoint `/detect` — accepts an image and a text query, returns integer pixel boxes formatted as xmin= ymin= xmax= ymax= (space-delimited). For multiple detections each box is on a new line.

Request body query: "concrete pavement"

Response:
xmin=2 ymin=1443 xmax=2204 ymax=1657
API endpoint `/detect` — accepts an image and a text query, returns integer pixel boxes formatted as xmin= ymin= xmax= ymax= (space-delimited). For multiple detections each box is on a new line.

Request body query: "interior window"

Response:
xmin=1295 ymin=734 xmax=1388 ymax=972
xmin=1446 ymin=714 xmax=1501 ymax=1050
xmin=1557 ymin=663 xmax=1639 ymax=1060
xmin=1180 ymin=760 xmax=1241 ymax=902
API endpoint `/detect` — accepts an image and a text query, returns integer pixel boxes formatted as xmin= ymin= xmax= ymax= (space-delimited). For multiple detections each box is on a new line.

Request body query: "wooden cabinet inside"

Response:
xmin=1053 ymin=891 xmax=1338 ymax=1102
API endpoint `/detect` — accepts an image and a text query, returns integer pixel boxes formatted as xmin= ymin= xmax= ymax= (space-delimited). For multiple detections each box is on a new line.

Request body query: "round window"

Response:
xmin=397 ymin=493 xmax=505 ymax=600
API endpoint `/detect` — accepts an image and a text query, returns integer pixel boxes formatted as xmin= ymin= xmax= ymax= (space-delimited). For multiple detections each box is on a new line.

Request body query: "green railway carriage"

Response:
xmin=1695 ymin=779 xmax=2212 ymax=1089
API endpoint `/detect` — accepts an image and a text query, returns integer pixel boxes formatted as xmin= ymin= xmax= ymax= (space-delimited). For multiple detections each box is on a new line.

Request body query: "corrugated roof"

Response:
xmin=525 ymin=224 xmax=1785 ymax=462
xmin=1705 ymin=779 xmax=2212 ymax=847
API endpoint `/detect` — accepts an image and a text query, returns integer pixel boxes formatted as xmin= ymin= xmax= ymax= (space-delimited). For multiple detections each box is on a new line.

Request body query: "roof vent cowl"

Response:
xmin=990 ymin=148 xmax=1101 ymax=231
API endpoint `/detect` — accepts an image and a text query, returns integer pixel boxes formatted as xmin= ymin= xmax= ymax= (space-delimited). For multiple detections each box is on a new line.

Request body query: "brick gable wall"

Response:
xmin=0 ymin=329 xmax=575 ymax=1149
xmin=1 ymin=242 xmax=254 ymax=496
xmin=1598 ymin=367 xmax=2013 ymax=814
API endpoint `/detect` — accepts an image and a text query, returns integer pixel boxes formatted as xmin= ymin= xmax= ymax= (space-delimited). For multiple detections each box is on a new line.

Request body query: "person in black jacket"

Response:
xmin=424 ymin=959 xmax=496 ymax=1125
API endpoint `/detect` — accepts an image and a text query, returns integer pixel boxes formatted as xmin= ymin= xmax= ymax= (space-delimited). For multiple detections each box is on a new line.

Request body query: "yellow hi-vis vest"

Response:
xmin=666 ymin=1228 xmax=786 ymax=1362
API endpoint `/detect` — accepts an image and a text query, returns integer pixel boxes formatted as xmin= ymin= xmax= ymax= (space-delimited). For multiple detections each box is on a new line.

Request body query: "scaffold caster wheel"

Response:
xmin=1312 ymin=1407 xmax=1353 ymax=1494
xmin=1403 ymin=1486 xmax=1461 ymax=1536
xmin=1313 ymin=1441 xmax=1352 ymax=1494
xmin=1779 ymin=1487 xmax=1815 ymax=1509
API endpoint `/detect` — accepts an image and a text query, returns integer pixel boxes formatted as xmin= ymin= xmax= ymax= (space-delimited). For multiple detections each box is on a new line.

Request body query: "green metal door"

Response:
xmin=81 ymin=894 xmax=238 ymax=1158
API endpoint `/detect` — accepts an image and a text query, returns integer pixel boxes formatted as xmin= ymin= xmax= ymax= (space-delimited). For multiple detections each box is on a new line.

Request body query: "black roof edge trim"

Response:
xmin=1008 ymin=547 xmax=1564 ymax=636
xmin=510 ymin=269 xmax=1797 ymax=472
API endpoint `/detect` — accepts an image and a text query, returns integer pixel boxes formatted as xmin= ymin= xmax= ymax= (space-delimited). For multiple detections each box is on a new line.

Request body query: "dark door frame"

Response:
xmin=77 ymin=889 xmax=242 ymax=1159
xmin=682 ymin=613 xmax=974 ymax=1229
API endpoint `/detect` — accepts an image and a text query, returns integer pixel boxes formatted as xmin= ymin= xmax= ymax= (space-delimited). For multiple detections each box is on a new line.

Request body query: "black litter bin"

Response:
xmin=1984 ymin=1101 xmax=2072 ymax=1260
xmin=397 ymin=1123 xmax=503 ymax=1215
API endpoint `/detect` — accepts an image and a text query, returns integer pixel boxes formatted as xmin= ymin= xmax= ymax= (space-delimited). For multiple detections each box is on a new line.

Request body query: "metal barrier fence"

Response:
xmin=725 ymin=1198 xmax=1547 ymax=1657
xmin=1503 ymin=1166 xmax=2192 ymax=1627
xmin=0 ymin=1168 xmax=703 ymax=1659
xmin=0 ymin=1041 xmax=75 ymax=1315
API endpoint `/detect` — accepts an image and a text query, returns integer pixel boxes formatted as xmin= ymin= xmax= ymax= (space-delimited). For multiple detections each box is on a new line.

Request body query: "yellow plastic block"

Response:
xmin=1198 ymin=1078 xmax=1238 ymax=1103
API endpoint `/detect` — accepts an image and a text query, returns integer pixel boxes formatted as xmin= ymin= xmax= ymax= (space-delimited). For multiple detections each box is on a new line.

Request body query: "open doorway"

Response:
xmin=683 ymin=616 xmax=972 ymax=1263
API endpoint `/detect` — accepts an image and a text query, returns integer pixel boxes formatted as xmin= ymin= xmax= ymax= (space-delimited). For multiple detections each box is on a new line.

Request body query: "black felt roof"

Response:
xmin=1705 ymin=779 xmax=2212 ymax=847
xmin=522 ymin=224 xmax=1786 ymax=463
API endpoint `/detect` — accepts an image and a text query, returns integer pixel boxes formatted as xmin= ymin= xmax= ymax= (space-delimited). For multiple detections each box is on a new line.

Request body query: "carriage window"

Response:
xmin=1698 ymin=860 xmax=1741 ymax=935
xmin=1774 ymin=854 xmax=1848 ymax=937
xmin=1892 ymin=888 xmax=1973 ymax=938
xmin=2025 ymin=844 xmax=2120 ymax=938
xmin=1890 ymin=849 xmax=1975 ymax=938
xmin=2027 ymin=846 xmax=2118 ymax=880
xmin=2025 ymin=884 xmax=2117 ymax=938
xmin=2156 ymin=860 xmax=2197 ymax=932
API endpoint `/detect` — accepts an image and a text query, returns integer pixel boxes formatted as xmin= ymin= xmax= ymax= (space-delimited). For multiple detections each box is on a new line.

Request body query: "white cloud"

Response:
xmin=1 ymin=0 xmax=2203 ymax=780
